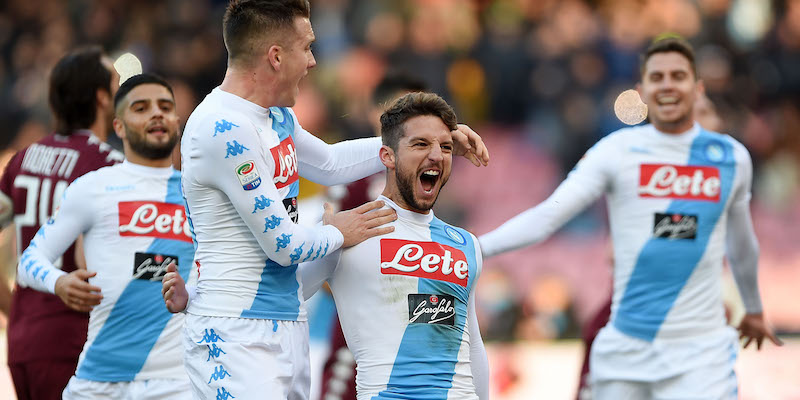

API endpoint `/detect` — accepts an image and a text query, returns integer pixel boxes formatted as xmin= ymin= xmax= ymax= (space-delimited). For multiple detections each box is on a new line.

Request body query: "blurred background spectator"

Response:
xmin=1 ymin=0 xmax=799 ymax=398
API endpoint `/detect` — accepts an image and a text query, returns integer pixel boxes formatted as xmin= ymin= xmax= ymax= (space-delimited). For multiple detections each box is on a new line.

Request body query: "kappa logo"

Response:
xmin=196 ymin=329 xmax=225 ymax=344
xmin=290 ymin=243 xmax=304 ymax=264
xmin=225 ymin=141 xmax=250 ymax=158
xmin=206 ymin=343 xmax=227 ymax=361
xmin=276 ymin=233 xmax=292 ymax=251
xmin=252 ymin=195 xmax=273 ymax=213
xmin=214 ymin=120 xmax=239 ymax=136
xmin=263 ymin=215 xmax=283 ymax=232
xmin=208 ymin=365 xmax=231 ymax=383
xmin=235 ymin=161 xmax=261 ymax=191
xmin=216 ymin=388 xmax=235 ymax=400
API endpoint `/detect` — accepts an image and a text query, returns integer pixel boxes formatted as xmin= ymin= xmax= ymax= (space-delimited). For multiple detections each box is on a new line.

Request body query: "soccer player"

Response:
xmin=17 ymin=74 xmax=193 ymax=399
xmin=0 ymin=46 xmax=124 ymax=400
xmin=479 ymin=36 xmax=781 ymax=399
xmin=167 ymin=92 xmax=488 ymax=399
xmin=174 ymin=1 xmax=487 ymax=399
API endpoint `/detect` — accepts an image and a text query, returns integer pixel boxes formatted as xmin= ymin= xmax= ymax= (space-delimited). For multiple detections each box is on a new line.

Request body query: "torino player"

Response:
xmin=0 ymin=46 xmax=124 ymax=400
xmin=479 ymin=36 xmax=781 ymax=399
xmin=173 ymin=1 xmax=487 ymax=399
xmin=17 ymin=74 xmax=193 ymax=399
xmin=300 ymin=92 xmax=489 ymax=400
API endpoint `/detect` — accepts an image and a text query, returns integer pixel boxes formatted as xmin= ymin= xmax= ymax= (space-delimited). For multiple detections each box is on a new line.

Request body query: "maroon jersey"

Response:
xmin=0 ymin=131 xmax=123 ymax=363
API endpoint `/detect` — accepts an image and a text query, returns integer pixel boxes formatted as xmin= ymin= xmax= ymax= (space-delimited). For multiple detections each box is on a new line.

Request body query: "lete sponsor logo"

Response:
xmin=638 ymin=164 xmax=721 ymax=202
xmin=118 ymin=201 xmax=193 ymax=243
xmin=236 ymin=160 xmax=261 ymax=191
xmin=271 ymin=137 xmax=298 ymax=189
xmin=380 ymin=239 xmax=469 ymax=287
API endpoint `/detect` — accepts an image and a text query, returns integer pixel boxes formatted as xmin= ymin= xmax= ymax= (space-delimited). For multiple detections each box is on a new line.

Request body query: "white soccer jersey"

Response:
xmin=181 ymin=88 xmax=384 ymax=322
xmin=480 ymin=123 xmax=760 ymax=342
xmin=302 ymin=197 xmax=487 ymax=400
xmin=17 ymin=161 xmax=195 ymax=382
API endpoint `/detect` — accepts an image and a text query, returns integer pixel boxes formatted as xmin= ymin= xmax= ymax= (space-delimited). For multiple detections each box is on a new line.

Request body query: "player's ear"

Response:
xmin=113 ymin=117 xmax=125 ymax=139
xmin=379 ymin=145 xmax=395 ymax=169
xmin=96 ymin=88 xmax=111 ymax=110
xmin=268 ymin=44 xmax=281 ymax=70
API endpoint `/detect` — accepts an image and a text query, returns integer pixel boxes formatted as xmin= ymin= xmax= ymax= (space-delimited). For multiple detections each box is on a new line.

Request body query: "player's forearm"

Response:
xmin=297 ymin=136 xmax=383 ymax=185
xmin=726 ymin=204 xmax=763 ymax=314
xmin=17 ymin=241 xmax=66 ymax=294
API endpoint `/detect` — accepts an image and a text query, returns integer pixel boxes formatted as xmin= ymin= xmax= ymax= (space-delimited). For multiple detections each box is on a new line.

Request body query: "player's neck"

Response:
xmin=124 ymin=150 xmax=172 ymax=169
xmin=88 ymin=114 xmax=109 ymax=142
xmin=652 ymin=115 xmax=695 ymax=135
xmin=220 ymin=66 xmax=281 ymax=109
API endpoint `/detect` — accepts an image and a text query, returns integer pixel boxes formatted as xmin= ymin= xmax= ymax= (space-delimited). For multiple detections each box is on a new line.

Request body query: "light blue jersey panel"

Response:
xmin=78 ymin=172 xmax=195 ymax=381
xmin=241 ymin=107 xmax=303 ymax=320
xmin=375 ymin=218 xmax=477 ymax=400
xmin=615 ymin=130 xmax=736 ymax=341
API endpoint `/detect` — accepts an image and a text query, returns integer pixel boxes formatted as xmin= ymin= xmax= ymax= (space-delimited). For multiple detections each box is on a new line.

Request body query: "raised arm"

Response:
xmin=478 ymin=135 xmax=616 ymax=258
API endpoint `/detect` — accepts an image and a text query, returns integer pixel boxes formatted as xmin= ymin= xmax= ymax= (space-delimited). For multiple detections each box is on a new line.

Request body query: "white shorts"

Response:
xmin=62 ymin=376 xmax=191 ymax=400
xmin=184 ymin=314 xmax=310 ymax=400
xmin=590 ymin=325 xmax=739 ymax=400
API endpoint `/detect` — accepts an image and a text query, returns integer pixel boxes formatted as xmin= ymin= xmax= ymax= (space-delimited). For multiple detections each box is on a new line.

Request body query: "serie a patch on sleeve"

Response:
xmin=236 ymin=160 xmax=262 ymax=190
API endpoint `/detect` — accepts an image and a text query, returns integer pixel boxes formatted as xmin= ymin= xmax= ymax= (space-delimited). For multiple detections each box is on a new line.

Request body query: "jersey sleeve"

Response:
xmin=299 ymin=248 xmax=341 ymax=301
xmin=725 ymin=142 xmax=762 ymax=313
xmin=468 ymin=292 xmax=489 ymax=400
xmin=17 ymin=175 xmax=95 ymax=293
xmin=289 ymin=109 xmax=384 ymax=186
xmin=478 ymin=134 xmax=617 ymax=258
xmin=188 ymin=115 xmax=343 ymax=267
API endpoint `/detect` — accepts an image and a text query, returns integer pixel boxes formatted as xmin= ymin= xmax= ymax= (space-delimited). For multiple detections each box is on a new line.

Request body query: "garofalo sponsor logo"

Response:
xmin=653 ymin=212 xmax=698 ymax=240
xmin=132 ymin=252 xmax=177 ymax=281
xmin=408 ymin=294 xmax=456 ymax=325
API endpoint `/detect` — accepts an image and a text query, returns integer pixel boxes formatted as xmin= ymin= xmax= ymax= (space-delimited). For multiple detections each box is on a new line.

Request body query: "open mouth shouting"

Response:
xmin=419 ymin=168 xmax=441 ymax=199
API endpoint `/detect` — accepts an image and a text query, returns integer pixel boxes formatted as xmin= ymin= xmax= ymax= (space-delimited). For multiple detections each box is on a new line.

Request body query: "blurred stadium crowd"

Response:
xmin=1 ymin=0 xmax=799 ymax=344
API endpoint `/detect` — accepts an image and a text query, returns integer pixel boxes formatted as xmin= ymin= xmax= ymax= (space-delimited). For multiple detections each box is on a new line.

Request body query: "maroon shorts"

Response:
xmin=9 ymin=359 xmax=77 ymax=400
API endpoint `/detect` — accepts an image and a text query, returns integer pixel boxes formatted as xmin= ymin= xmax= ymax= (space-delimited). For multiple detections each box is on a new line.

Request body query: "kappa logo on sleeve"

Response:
xmin=213 ymin=119 xmax=239 ymax=136
xmin=236 ymin=161 xmax=262 ymax=191
xmin=225 ymin=141 xmax=250 ymax=158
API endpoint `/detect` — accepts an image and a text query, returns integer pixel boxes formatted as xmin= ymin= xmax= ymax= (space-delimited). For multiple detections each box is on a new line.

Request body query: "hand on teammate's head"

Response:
xmin=452 ymin=124 xmax=489 ymax=167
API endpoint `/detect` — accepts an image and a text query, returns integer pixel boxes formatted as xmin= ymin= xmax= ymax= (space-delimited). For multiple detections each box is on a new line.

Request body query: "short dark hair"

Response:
xmin=380 ymin=92 xmax=458 ymax=150
xmin=48 ymin=46 xmax=112 ymax=135
xmin=223 ymin=0 xmax=311 ymax=66
xmin=640 ymin=35 xmax=697 ymax=79
xmin=114 ymin=73 xmax=175 ymax=114
xmin=371 ymin=72 xmax=427 ymax=108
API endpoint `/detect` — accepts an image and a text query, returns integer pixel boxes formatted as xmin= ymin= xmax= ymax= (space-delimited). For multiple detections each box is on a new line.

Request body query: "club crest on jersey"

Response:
xmin=380 ymin=239 xmax=469 ymax=287
xmin=236 ymin=161 xmax=262 ymax=191
xmin=408 ymin=294 xmax=456 ymax=325
xmin=444 ymin=226 xmax=466 ymax=245
xmin=118 ymin=201 xmax=193 ymax=243
xmin=638 ymin=164 xmax=721 ymax=202
xmin=704 ymin=140 xmax=727 ymax=163
xmin=271 ymin=137 xmax=299 ymax=189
